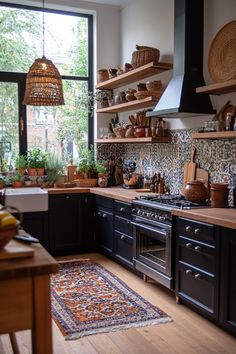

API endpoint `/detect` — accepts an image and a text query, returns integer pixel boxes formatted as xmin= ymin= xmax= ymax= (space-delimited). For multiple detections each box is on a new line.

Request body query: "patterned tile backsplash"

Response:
xmin=97 ymin=129 xmax=236 ymax=202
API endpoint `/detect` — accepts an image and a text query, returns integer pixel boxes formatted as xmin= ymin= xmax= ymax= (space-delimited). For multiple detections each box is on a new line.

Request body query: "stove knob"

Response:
xmin=159 ymin=216 xmax=166 ymax=221
xmin=151 ymin=213 xmax=156 ymax=218
xmin=142 ymin=211 xmax=147 ymax=216
xmin=137 ymin=210 xmax=142 ymax=215
xmin=155 ymin=215 xmax=159 ymax=219
xmin=132 ymin=208 xmax=136 ymax=213
xmin=146 ymin=213 xmax=151 ymax=217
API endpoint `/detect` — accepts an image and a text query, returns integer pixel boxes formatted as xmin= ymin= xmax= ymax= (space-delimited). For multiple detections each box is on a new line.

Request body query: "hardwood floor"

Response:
xmin=1 ymin=252 xmax=236 ymax=354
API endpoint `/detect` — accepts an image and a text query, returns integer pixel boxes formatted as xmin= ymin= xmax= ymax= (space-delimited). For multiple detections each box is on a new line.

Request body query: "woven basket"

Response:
xmin=74 ymin=178 xmax=98 ymax=187
xmin=134 ymin=89 xmax=163 ymax=101
xmin=131 ymin=45 xmax=160 ymax=68
xmin=208 ymin=21 xmax=236 ymax=82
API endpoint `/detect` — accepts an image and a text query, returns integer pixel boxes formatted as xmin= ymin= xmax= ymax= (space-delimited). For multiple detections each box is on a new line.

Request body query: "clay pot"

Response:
xmin=184 ymin=180 xmax=208 ymax=203
xmin=134 ymin=127 xmax=145 ymax=138
xmin=210 ymin=183 xmax=229 ymax=208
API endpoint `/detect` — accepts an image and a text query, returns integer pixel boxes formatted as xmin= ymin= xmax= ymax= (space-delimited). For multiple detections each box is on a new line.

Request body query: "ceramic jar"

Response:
xmin=210 ymin=183 xmax=229 ymax=208
xmin=184 ymin=180 xmax=208 ymax=203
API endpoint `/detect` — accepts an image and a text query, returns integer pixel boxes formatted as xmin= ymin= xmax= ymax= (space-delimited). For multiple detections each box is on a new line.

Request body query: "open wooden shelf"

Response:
xmin=96 ymin=96 xmax=158 ymax=113
xmin=192 ymin=131 xmax=236 ymax=139
xmin=95 ymin=61 xmax=173 ymax=90
xmin=95 ymin=136 xmax=172 ymax=143
xmin=196 ymin=80 xmax=236 ymax=95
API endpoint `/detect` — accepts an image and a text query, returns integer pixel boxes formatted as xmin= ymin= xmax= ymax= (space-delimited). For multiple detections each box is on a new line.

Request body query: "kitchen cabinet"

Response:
xmin=94 ymin=196 xmax=114 ymax=255
xmin=22 ymin=211 xmax=49 ymax=251
xmin=48 ymin=193 xmax=94 ymax=255
xmin=219 ymin=227 xmax=236 ymax=335
xmin=114 ymin=200 xmax=133 ymax=268
xmin=95 ymin=61 xmax=172 ymax=114
xmin=175 ymin=217 xmax=219 ymax=320
xmin=175 ymin=216 xmax=236 ymax=336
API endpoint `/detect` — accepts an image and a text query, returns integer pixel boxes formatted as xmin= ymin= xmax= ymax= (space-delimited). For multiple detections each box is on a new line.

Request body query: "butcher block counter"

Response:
xmin=172 ymin=207 xmax=236 ymax=230
xmin=47 ymin=186 xmax=149 ymax=203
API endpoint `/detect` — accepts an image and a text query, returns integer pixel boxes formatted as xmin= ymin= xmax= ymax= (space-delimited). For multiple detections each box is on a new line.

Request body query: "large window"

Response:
xmin=0 ymin=3 xmax=93 ymax=165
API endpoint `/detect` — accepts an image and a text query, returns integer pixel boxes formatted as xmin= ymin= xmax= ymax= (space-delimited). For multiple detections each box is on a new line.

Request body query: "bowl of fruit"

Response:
xmin=0 ymin=206 xmax=21 ymax=249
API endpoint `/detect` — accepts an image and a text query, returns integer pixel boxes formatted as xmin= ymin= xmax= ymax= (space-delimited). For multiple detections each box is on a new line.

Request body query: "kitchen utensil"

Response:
xmin=208 ymin=20 xmax=236 ymax=82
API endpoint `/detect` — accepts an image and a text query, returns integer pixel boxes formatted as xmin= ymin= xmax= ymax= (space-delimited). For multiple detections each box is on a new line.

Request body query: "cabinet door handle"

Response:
xmin=194 ymin=228 xmax=201 ymax=235
xmin=185 ymin=269 xmax=193 ymax=276
xmin=194 ymin=273 xmax=202 ymax=280
xmin=98 ymin=211 xmax=102 ymax=217
xmin=186 ymin=226 xmax=193 ymax=232
xmin=194 ymin=245 xmax=202 ymax=252
xmin=186 ymin=242 xmax=193 ymax=248
xmin=120 ymin=207 xmax=125 ymax=212
xmin=102 ymin=213 xmax=107 ymax=219
xmin=120 ymin=235 xmax=125 ymax=240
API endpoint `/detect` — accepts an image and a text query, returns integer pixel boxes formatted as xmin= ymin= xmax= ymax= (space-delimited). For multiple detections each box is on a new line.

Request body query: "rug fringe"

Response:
xmin=65 ymin=317 xmax=173 ymax=340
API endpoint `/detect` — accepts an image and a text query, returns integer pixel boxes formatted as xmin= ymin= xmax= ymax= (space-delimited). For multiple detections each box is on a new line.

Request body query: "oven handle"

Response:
xmin=131 ymin=221 xmax=168 ymax=236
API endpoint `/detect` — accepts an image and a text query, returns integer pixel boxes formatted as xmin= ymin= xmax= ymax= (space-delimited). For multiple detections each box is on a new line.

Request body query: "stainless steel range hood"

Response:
xmin=147 ymin=0 xmax=215 ymax=119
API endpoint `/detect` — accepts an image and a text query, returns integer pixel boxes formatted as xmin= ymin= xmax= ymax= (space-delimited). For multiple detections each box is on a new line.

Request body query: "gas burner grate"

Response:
xmin=138 ymin=194 xmax=208 ymax=209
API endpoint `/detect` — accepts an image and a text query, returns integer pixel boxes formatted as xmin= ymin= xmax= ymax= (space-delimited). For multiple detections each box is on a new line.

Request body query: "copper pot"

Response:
xmin=184 ymin=180 xmax=208 ymax=203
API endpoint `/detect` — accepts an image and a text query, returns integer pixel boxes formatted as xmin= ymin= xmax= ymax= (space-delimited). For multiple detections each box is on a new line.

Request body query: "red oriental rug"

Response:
xmin=51 ymin=260 xmax=172 ymax=340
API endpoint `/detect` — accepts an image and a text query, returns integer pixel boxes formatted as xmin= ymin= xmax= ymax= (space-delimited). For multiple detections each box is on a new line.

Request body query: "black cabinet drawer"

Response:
xmin=114 ymin=200 xmax=131 ymax=216
xmin=176 ymin=263 xmax=218 ymax=319
xmin=176 ymin=217 xmax=215 ymax=245
xmin=95 ymin=196 xmax=113 ymax=210
xmin=96 ymin=208 xmax=113 ymax=253
xmin=115 ymin=215 xmax=132 ymax=235
xmin=114 ymin=231 xmax=133 ymax=267
xmin=177 ymin=236 xmax=216 ymax=274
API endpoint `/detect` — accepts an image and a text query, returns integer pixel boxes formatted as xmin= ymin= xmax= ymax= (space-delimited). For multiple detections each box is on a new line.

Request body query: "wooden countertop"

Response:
xmin=0 ymin=238 xmax=58 ymax=281
xmin=172 ymin=208 xmax=236 ymax=230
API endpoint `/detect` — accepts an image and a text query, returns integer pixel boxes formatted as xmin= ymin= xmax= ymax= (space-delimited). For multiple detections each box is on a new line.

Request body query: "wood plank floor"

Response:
xmin=1 ymin=252 xmax=235 ymax=354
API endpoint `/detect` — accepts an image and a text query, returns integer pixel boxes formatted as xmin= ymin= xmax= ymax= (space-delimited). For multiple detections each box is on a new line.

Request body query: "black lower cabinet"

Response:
xmin=219 ymin=227 xmax=236 ymax=336
xmin=48 ymin=193 xmax=94 ymax=255
xmin=95 ymin=196 xmax=113 ymax=255
xmin=175 ymin=216 xmax=236 ymax=337
xmin=22 ymin=211 xmax=49 ymax=251
xmin=114 ymin=200 xmax=133 ymax=268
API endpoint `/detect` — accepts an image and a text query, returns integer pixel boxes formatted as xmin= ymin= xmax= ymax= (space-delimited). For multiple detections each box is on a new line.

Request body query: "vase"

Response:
xmin=98 ymin=173 xmax=109 ymax=188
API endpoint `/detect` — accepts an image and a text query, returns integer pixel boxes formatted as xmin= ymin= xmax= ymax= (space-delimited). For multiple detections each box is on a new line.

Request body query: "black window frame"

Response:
xmin=0 ymin=2 xmax=94 ymax=156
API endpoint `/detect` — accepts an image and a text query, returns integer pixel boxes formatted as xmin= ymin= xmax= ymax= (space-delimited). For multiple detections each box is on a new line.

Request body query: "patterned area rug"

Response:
xmin=51 ymin=260 xmax=172 ymax=340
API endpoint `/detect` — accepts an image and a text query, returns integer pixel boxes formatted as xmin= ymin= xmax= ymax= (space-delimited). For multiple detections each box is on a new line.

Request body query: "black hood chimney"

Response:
xmin=147 ymin=0 xmax=214 ymax=118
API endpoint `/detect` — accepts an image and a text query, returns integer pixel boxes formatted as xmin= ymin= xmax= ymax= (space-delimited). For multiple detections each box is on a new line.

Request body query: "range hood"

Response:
xmin=147 ymin=0 xmax=215 ymax=119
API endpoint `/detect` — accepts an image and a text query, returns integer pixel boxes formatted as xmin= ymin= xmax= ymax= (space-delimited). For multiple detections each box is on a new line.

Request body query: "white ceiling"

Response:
xmin=79 ymin=0 xmax=130 ymax=7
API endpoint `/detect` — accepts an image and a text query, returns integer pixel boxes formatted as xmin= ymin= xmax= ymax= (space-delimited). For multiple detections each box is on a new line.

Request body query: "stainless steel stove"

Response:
xmin=132 ymin=194 xmax=208 ymax=290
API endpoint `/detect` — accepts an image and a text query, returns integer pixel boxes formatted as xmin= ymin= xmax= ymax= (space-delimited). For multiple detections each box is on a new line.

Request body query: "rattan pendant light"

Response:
xmin=23 ymin=0 xmax=64 ymax=106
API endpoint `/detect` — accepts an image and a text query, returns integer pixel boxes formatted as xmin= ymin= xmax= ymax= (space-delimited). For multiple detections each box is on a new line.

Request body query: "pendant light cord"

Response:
xmin=42 ymin=0 xmax=45 ymax=57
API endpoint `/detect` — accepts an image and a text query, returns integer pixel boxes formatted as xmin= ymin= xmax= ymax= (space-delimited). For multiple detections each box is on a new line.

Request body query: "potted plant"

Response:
xmin=78 ymin=89 xmax=113 ymax=114
xmin=96 ymin=160 xmax=109 ymax=188
xmin=14 ymin=154 xmax=27 ymax=176
xmin=45 ymin=152 xmax=65 ymax=186
xmin=77 ymin=146 xmax=98 ymax=179
xmin=27 ymin=148 xmax=47 ymax=176
xmin=12 ymin=173 xmax=23 ymax=188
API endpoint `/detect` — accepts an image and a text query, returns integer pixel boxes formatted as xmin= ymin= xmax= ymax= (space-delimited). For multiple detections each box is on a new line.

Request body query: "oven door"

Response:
xmin=132 ymin=218 xmax=173 ymax=288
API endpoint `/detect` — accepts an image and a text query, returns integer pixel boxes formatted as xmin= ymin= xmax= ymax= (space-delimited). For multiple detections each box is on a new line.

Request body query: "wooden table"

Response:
xmin=0 ymin=239 xmax=58 ymax=354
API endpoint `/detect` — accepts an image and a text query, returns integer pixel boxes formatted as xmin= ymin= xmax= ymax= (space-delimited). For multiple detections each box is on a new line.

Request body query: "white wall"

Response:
xmin=120 ymin=0 xmax=236 ymax=130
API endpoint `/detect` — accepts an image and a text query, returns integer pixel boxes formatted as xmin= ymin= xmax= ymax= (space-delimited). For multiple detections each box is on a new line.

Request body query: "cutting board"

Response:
xmin=196 ymin=167 xmax=210 ymax=195
xmin=0 ymin=240 xmax=34 ymax=260
xmin=181 ymin=147 xmax=197 ymax=195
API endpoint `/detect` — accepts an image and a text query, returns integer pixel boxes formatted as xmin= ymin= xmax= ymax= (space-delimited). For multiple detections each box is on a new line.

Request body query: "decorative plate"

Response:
xmin=208 ymin=21 xmax=236 ymax=83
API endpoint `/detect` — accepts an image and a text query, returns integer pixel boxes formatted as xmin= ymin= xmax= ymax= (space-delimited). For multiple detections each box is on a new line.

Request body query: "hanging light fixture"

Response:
xmin=23 ymin=0 xmax=64 ymax=106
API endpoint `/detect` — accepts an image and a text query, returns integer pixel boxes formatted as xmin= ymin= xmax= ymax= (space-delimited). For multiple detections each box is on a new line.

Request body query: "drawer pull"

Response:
xmin=120 ymin=235 xmax=125 ymax=240
xmin=102 ymin=213 xmax=107 ymax=219
xmin=186 ymin=242 xmax=193 ymax=248
xmin=194 ymin=228 xmax=201 ymax=235
xmin=194 ymin=273 xmax=202 ymax=280
xmin=120 ymin=207 xmax=125 ymax=212
xmin=194 ymin=245 xmax=202 ymax=252
xmin=186 ymin=269 xmax=193 ymax=276
xmin=66 ymin=196 xmax=70 ymax=199
xmin=186 ymin=226 xmax=193 ymax=232
xmin=98 ymin=211 xmax=102 ymax=217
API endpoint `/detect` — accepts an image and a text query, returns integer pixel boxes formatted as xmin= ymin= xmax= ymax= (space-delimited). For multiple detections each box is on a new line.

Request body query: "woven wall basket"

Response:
xmin=131 ymin=45 xmax=160 ymax=68
xmin=208 ymin=20 xmax=236 ymax=83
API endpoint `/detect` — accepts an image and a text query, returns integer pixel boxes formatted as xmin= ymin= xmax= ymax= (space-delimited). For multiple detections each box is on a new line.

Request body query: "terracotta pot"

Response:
xmin=210 ymin=183 xmax=229 ymax=207
xmin=37 ymin=168 xmax=45 ymax=176
xmin=184 ymin=180 xmax=208 ymax=203
xmin=27 ymin=168 xmax=37 ymax=176
xmin=12 ymin=181 xmax=23 ymax=188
